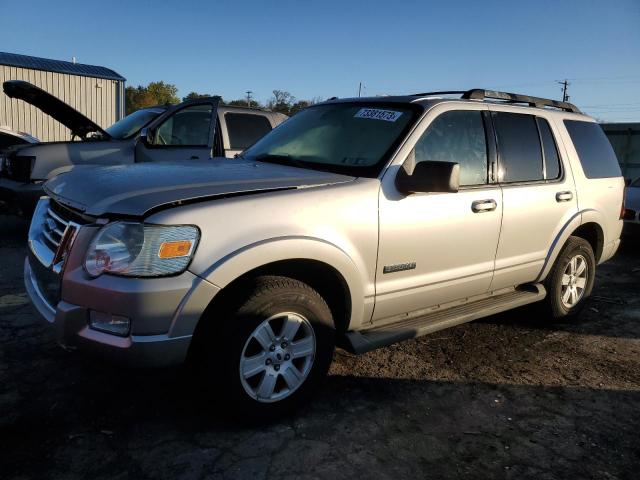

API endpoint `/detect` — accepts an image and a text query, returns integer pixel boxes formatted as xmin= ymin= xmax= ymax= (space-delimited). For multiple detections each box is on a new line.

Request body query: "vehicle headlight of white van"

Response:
xmin=84 ymin=222 xmax=199 ymax=278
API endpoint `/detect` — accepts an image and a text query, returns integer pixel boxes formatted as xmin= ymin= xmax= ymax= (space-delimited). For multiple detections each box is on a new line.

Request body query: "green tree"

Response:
xmin=183 ymin=91 xmax=212 ymax=101
xmin=125 ymin=81 xmax=180 ymax=114
xmin=268 ymin=90 xmax=295 ymax=115
xmin=226 ymin=99 xmax=263 ymax=108
xmin=290 ymin=100 xmax=312 ymax=116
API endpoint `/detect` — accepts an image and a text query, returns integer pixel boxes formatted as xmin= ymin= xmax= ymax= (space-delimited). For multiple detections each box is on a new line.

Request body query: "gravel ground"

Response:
xmin=1 ymin=215 xmax=639 ymax=480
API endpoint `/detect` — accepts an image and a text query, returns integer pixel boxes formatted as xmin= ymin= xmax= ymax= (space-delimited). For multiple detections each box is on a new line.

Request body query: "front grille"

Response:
xmin=29 ymin=198 xmax=84 ymax=273
xmin=27 ymin=198 xmax=86 ymax=312
xmin=41 ymin=206 xmax=68 ymax=251
xmin=28 ymin=250 xmax=62 ymax=310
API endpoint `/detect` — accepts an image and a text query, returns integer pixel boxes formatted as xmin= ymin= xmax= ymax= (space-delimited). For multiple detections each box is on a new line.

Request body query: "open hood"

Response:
xmin=44 ymin=158 xmax=355 ymax=217
xmin=3 ymin=80 xmax=110 ymax=140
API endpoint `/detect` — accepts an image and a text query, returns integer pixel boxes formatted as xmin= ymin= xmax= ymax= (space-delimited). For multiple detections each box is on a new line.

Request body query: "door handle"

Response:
xmin=556 ymin=191 xmax=573 ymax=202
xmin=471 ymin=199 xmax=497 ymax=213
xmin=189 ymin=155 xmax=200 ymax=160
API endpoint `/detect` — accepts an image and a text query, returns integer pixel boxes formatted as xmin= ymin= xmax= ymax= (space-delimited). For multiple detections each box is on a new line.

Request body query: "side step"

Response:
xmin=343 ymin=285 xmax=546 ymax=354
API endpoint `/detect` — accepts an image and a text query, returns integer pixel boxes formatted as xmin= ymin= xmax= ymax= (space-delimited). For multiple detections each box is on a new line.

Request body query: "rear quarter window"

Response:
xmin=564 ymin=120 xmax=621 ymax=179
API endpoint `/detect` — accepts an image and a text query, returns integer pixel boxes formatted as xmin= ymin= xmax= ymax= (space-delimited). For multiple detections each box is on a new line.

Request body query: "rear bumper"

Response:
xmin=599 ymin=238 xmax=621 ymax=264
xmin=0 ymin=177 xmax=42 ymax=216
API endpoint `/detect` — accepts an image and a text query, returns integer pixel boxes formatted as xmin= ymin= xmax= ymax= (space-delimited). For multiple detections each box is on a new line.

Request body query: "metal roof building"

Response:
xmin=0 ymin=52 xmax=125 ymax=141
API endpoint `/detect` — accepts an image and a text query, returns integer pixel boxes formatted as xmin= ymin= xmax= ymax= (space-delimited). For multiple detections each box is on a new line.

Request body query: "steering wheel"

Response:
xmin=156 ymin=132 xmax=182 ymax=145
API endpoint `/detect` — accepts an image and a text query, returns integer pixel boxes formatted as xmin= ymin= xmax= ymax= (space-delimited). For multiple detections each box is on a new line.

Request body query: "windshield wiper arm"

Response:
xmin=251 ymin=154 xmax=307 ymax=169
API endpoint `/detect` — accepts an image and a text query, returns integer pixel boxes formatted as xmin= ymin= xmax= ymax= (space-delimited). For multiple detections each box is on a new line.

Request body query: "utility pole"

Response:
xmin=557 ymin=79 xmax=570 ymax=102
xmin=246 ymin=90 xmax=253 ymax=107
xmin=358 ymin=82 xmax=362 ymax=98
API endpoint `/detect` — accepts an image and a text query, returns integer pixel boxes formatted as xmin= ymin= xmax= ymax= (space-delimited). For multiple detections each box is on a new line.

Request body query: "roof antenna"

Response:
xmin=72 ymin=56 xmax=77 ymax=64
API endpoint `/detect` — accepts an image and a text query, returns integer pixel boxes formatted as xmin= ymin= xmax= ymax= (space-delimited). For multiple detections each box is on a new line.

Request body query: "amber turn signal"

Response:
xmin=158 ymin=240 xmax=193 ymax=259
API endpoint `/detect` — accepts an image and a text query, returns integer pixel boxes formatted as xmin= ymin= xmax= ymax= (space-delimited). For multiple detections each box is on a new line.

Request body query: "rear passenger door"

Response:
xmin=489 ymin=108 xmax=578 ymax=290
xmin=219 ymin=111 xmax=274 ymax=158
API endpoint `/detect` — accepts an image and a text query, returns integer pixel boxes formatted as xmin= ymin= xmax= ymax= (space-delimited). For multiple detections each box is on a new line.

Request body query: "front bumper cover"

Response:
xmin=25 ymin=256 xmax=194 ymax=367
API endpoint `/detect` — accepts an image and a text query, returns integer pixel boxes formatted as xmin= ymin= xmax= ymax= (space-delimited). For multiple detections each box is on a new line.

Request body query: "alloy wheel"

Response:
xmin=561 ymin=254 xmax=588 ymax=308
xmin=239 ymin=312 xmax=316 ymax=403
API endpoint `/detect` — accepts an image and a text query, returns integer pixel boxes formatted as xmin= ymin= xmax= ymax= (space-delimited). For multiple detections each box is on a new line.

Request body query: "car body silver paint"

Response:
xmin=44 ymin=158 xmax=355 ymax=216
xmin=25 ymin=95 xmax=625 ymax=366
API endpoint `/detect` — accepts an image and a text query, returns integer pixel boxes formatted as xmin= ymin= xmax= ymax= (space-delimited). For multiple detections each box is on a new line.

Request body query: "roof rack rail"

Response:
xmin=462 ymin=89 xmax=581 ymax=113
xmin=411 ymin=90 xmax=467 ymax=97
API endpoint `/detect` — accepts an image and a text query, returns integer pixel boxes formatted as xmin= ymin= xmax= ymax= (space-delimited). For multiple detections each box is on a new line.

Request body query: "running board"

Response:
xmin=343 ymin=285 xmax=546 ymax=354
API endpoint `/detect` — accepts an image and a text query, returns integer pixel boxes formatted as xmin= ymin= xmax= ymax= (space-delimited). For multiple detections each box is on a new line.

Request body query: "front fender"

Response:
xmin=197 ymin=236 xmax=369 ymax=330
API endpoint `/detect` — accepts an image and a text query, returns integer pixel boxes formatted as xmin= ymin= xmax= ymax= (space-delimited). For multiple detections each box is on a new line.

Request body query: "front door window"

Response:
xmin=153 ymin=104 xmax=213 ymax=147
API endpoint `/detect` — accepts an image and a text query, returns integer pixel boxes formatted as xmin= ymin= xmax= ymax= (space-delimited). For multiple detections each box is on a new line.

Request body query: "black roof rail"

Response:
xmin=411 ymin=90 xmax=467 ymax=97
xmin=462 ymin=89 xmax=581 ymax=113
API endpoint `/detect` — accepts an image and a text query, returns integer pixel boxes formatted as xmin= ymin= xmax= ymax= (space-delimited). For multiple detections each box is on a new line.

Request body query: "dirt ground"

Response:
xmin=1 ymin=215 xmax=639 ymax=480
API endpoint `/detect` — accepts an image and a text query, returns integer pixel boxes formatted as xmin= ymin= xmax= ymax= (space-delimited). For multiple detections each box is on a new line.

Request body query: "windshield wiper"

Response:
xmin=251 ymin=153 xmax=307 ymax=169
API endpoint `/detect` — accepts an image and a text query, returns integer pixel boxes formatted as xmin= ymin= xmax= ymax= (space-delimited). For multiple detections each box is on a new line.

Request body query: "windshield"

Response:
xmin=105 ymin=108 xmax=164 ymax=139
xmin=243 ymin=103 xmax=420 ymax=177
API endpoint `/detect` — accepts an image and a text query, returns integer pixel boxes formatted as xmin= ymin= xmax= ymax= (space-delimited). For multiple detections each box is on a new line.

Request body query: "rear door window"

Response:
xmin=536 ymin=118 xmax=561 ymax=180
xmin=225 ymin=113 xmax=273 ymax=150
xmin=564 ymin=120 xmax=621 ymax=179
xmin=493 ymin=112 xmax=543 ymax=183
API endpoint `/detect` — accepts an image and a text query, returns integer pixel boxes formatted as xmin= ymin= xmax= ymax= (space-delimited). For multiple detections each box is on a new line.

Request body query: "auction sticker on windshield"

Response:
xmin=354 ymin=108 xmax=403 ymax=122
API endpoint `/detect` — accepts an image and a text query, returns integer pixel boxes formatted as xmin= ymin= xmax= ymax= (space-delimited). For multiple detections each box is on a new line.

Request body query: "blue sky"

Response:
xmin=1 ymin=0 xmax=639 ymax=121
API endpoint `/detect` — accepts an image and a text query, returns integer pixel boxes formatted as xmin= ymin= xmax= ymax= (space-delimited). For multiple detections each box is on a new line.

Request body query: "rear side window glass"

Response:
xmin=536 ymin=118 xmax=561 ymax=180
xmin=564 ymin=120 xmax=621 ymax=179
xmin=413 ymin=110 xmax=488 ymax=186
xmin=493 ymin=112 xmax=543 ymax=183
xmin=225 ymin=113 xmax=272 ymax=150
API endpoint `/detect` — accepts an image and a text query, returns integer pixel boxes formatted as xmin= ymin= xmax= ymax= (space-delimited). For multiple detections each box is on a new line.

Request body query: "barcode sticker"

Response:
xmin=354 ymin=108 xmax=403 ymax=122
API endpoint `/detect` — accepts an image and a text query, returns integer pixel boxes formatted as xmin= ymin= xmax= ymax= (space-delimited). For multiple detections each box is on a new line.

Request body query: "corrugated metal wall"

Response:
xmin=0 ymin=66 xmax=123 ymax=142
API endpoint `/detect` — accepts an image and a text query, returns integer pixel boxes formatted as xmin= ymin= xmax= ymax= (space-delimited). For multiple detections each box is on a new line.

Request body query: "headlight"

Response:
xmin=84 ymin=222 xmax=199 ymax=278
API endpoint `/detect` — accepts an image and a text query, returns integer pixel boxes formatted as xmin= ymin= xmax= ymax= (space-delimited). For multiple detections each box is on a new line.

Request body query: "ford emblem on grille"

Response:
xmin=46 ymin=217 xmax=58 ymax=232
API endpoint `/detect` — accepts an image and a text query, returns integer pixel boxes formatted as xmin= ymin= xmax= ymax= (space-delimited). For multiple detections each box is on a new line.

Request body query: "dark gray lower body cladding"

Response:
xmin=344 ymin=285 xmax=546 ymax=354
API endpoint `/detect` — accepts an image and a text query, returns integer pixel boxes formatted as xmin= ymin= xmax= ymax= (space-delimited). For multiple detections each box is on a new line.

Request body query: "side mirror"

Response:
xmin=395 ymin=161 xmax=460 ymax=194
xmin=139 ymin=127 xmax=153 ymax=145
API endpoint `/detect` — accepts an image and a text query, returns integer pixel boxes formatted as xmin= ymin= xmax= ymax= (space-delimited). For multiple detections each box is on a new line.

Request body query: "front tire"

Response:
xmin=208 ymin=276 xmax=335 ymax=422
xmin=543 ymin=236 xmax=596 ymax=319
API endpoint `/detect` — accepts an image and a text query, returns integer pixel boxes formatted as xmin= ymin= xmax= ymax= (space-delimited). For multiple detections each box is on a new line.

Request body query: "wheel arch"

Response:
xmin=536 ymin=209 xmax=605 ymax=282
xmin=193 ymin=237 xmax=367 ymax=335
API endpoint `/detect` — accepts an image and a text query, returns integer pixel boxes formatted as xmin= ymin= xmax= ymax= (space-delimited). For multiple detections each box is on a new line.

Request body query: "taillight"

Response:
xmin=623 ymin=209 xmax=636 ymax=221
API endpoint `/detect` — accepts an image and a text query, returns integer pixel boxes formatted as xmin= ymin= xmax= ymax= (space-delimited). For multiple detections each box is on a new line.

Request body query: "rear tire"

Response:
xmin=543 ymin=236 xmax=596 ymax=319
xmin=204 ymin=275 xmax=335 ymax=422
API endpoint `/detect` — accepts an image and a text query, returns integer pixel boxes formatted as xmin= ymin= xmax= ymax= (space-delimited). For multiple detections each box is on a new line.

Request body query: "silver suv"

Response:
xmin=25 ymin=89 xmax=624 ymax=419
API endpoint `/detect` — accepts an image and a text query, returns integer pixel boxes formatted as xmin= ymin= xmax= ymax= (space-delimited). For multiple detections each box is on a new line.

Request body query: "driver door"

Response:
xmin=374 ymin=106 xmax=503 ymax=322
xmin=135 ymin=99 xmax=220 ymax=163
